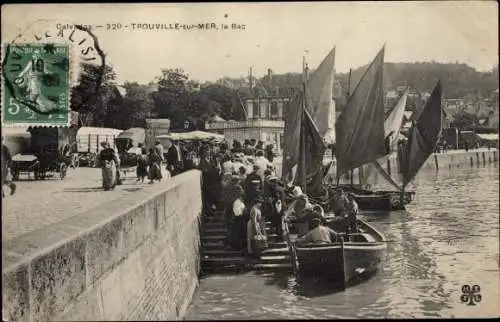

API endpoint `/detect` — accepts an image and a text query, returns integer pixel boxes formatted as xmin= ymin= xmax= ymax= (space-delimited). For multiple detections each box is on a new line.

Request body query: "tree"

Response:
xmin=116 ymin=82 xmax=154 ymax=129
xmin=70 ymin=63 xmax=117 ymax=126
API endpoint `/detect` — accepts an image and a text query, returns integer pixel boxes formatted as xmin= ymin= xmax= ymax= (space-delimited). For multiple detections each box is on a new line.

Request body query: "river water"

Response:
xmin=185 ymin=165 xmax=499 ymax=319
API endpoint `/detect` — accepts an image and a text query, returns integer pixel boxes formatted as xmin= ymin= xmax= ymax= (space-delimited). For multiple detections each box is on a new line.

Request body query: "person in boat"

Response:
xmin=344 ymin=193 xmax=359 ymax=234
xmin=330 ymin=188 xmax=348 ymax=217
xmin=284 ymin=187 xmax=314 ymax=236
xmin=244 ymin=164 xmax=263 ymax=209
xmin=309 ymin=205 xmax=325 ymax=228
xmin=296 ymin=217 xmax=340 ymax=245
xmin=266 ymin=164 xmax=276 ymax=177
xmin=247 ymin=195 xmax=267 ymax=255
xmin=228 ymin=188 xmax=247 ymax=250
xmin=99 ymin=142 xmax=119 ymax=191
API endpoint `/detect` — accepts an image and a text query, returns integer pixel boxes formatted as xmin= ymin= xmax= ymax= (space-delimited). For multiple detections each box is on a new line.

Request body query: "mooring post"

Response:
xmin=470 ymin=156 xmax=474 ymax=167
xmin=433 ymin=154 xmax=439 ymax=172
xmin=387 ymin=158 xmax=391 ymax=176
xmin=476 ymin=152 xmax=480 ymax=167
xmin=482 ymin=152 xmax=486 ymax=166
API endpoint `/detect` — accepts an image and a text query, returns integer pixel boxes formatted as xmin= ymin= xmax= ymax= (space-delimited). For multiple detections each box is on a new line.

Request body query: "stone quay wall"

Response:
xmin=273 ymin=148 xmax=499 ymax=178
xmin=2 ymin=170 xmax=203 ymax=321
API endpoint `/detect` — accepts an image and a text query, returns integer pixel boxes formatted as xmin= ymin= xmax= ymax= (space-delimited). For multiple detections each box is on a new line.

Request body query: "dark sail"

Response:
xmin=302 ymin=109 xmax=327 ymax=192
xmin=335 ymin=46 xmax=387 ymax=177
xmin=402 ymin=81 xmax=443 ymax=186
xmin=281 ymin=92 xmax=302 ymax=184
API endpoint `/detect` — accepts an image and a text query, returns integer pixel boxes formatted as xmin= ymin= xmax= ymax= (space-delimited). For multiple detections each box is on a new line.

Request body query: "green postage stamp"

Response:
xmin=2 ymin=43 xmax=70 ymax=126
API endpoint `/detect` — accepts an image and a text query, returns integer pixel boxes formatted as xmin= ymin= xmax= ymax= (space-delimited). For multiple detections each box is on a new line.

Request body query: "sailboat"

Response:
xmin=338 ymin=88 xmax=415 ymax=211
xmin=282 ymin=47 xmax=388 ymax=288
xmin=399 ymin=80 xmax=443 ymax=194
xmin=339 ymin=81 xmax=443 ymax=212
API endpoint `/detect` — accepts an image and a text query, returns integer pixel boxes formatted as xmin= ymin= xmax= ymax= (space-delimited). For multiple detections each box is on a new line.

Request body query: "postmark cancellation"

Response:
xmin=2 ymin=42 xmax=71 ymax=127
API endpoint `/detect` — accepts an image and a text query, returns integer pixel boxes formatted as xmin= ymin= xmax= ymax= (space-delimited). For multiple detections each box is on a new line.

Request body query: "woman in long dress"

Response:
xmin=99 ymin=142 xmax=118 ymax=191
xmin=147 ymin=148 xmax=163 ymax=183
xmin=229 ymin=192 xmax=246 ymax=250
xmin=136 ymin=148 xmax=148 ymax=183
xmin=247 ymin=196 xmax=267 ymax=255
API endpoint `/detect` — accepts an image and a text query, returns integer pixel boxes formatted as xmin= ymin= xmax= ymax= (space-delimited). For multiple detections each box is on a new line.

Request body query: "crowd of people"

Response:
xmin=197 ymin=138 xmax=361 ymax=256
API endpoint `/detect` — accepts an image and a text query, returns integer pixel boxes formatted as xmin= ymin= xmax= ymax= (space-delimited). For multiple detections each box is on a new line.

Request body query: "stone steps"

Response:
xmin=199 ymin=211 xmax=292 ymax=274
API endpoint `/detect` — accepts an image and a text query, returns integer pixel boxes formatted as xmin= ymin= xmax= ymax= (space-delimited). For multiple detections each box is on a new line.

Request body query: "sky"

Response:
xmin=2 ymin=2 xmax=498 ymax=84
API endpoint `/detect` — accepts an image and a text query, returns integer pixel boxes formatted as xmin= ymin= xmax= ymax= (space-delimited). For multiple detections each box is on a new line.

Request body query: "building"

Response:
xmin=443 ymin=98 xmax=465 ymax=110
xmin=205 ymin=95 xmax=291 ymax=154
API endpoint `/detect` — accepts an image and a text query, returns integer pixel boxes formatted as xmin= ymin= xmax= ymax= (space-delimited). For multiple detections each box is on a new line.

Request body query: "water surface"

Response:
xmin=186 ymin=166 xmax=499 ymax=319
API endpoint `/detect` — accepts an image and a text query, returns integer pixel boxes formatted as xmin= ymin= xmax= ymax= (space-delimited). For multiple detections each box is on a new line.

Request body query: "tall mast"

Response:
xmin=336 ymin=67 xmax=352 ymax=187
xmin=346 ymin=68 xmax=352 ymax=99
xmin=300 ymin=55 xmax=308 ymax=193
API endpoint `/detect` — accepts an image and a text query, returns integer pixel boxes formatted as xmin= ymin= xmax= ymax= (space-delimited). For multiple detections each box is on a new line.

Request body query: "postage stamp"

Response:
xmin=2 ymin=42 xmax=71 ymax=126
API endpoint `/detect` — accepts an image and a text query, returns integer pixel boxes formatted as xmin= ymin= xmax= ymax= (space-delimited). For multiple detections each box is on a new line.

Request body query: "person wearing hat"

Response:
xmin=345 ymin=193 xmax=359 ymax=234
xmin=266 ymin=164 xmax=276 ymax=177
xmin=2 ymin=136 xmax=16 ymax=196
xmin=254 ymin=150 xmax=271 ymax=177
xmin=244 ymin=164 xmax=264 ymax=209
xmin=231 ymin=153 xmax=245 ymax=174
xmin=264 ymin=175 xmax=286 ymax=237
xmin=296 ymin=217 xmax=339 ymax=245
xmin=283 ymin=187 xmax=314 ymax=236
xmin=228 ymin=188 xmax=247 ymax=250
xmin=329 ymin=187 xmax=348 ymax=217
xmin=236 ymin=166 xmax=247 ymax=182
xmin=247 ymin=195 xmax=267 ymax=255
xmin=221 ymin=154 xmax=234 ymax=175
xmin=98 ymin=142 xmax=119 ymax=190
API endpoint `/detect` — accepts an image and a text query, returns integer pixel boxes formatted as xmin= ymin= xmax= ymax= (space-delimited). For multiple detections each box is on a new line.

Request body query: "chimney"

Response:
xmin=267 ymin=68 xmax=273 ymax=94
xmin=249 ymin=67 xmax=253 ymax=90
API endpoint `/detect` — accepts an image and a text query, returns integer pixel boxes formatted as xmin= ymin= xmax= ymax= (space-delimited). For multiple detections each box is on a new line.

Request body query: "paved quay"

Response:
xmin=2 ymin=167 xmax=160 ymax=243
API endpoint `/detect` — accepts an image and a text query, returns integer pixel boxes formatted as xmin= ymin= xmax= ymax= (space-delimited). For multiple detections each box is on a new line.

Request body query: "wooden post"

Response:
xmin=433 ymin=154 xmax=439 ymax=172
xmin=386 ymin=158 xmax=391 ymax=176
xmin=470 ymin=156 xmax=473 ymax=167
xmin=340 ymin=236 xmax=347 ymax=290
xmin=482 ymin=152 xmax=486 ymax=166
xmin=476 ymin=152 xmax=480 ymax=167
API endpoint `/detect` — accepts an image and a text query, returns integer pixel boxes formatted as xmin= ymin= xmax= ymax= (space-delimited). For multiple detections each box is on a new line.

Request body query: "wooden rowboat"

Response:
xmin=336 ymin=184 xmax=413 ymax=211
xmin=284 ymin=216 xmax=387 ymax=288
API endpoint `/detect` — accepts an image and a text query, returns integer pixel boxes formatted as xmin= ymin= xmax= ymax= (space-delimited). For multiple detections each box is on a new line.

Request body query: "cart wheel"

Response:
xmin=60 ymin=164 xmax=67 ymax=179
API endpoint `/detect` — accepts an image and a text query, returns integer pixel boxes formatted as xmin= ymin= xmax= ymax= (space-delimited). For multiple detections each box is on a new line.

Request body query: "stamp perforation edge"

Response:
xmin=1 ymin=41 xmax=74 ymax=128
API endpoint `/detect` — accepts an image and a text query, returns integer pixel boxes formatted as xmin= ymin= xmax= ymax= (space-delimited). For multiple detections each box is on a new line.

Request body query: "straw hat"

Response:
xmin=292 ymin=186 xmax=304 ymax=198
xmin=254 ymin=195 xmax=266 ymax=203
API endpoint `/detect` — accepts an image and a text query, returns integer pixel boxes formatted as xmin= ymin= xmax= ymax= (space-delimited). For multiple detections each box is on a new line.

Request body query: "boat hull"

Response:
xmin=336 ymin=185 xmax=413 ymax=211
xmin=290 ymin=219 xmax=387 ymax=286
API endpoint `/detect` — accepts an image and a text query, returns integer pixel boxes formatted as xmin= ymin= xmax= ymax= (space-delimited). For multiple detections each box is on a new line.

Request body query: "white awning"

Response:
xmin=476 ymin=133 xmax=499 ymax=141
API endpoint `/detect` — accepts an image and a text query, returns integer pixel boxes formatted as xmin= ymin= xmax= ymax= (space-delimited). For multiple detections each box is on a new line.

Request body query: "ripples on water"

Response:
xmin=185 ymin=166 xmax=499 ymax=319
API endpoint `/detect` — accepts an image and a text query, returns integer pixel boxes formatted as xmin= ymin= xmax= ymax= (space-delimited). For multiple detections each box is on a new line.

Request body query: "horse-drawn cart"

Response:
xmin=10 ymin=126 xmax=77 ymax=180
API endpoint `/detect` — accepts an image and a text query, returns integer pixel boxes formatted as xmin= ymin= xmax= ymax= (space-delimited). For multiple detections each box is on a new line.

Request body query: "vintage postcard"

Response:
xmin=1 ymin=2 xmax=498 ymax=321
